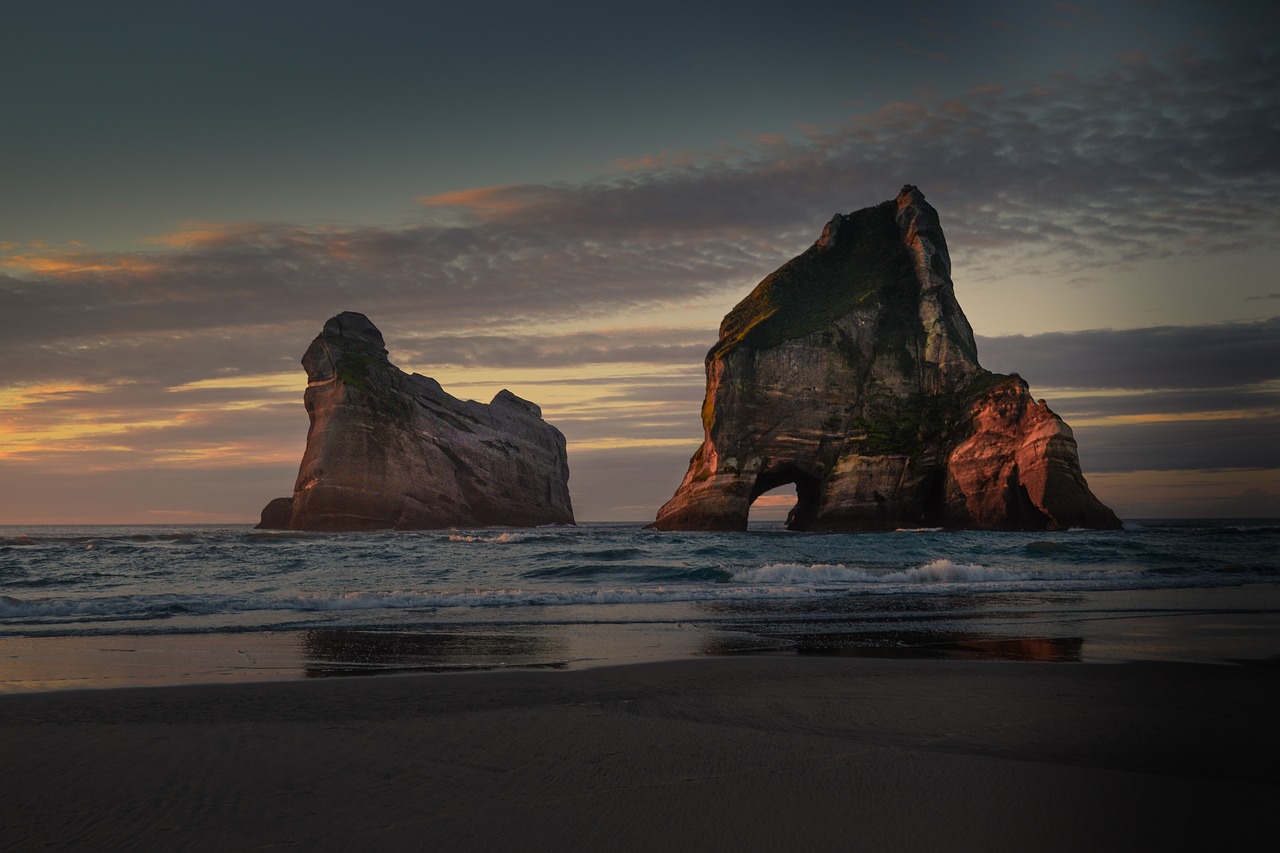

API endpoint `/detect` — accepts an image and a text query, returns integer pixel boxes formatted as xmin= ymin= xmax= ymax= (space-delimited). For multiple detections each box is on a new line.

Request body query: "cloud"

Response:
xmin=1075 ymin=415 xmax=1280 ymax=473
xmin=1082 ymin=468 xmax=1280 ymax=518
xmin=0 ymin=464 xmax=300 ymax=524
xmin=977 ymin=317 xmax=1280 ymax=390
xmin=399 ymin=329 xmax=714 ymax=370
xmin=5 ymin=45 xmax=1278 ymax=384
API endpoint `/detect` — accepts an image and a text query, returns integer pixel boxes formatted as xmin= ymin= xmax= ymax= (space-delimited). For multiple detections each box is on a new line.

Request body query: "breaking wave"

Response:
xmin=732 ymin=559 xmax=1042 ymax=585
xmin=2 ymin=520 xmax=1275 ymax=638
xmin=446 ymin=531 xmax=553 ymax=544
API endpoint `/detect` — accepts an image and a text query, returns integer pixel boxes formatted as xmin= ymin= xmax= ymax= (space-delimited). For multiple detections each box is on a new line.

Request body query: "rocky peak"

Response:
xmin=302 ymin=311 xmax=389 ymax=388
xmin=491 ymin=388 xmax=543 ymax=418
xmin=649 ymin=189 xmax=1119 ymax=532
xmin=323 ymin=311 xmax=386 ymax=350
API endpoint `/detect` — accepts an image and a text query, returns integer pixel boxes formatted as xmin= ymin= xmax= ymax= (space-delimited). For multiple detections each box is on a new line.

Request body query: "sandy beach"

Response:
xmin=2 ymin=656 xmax=1276 ymax=852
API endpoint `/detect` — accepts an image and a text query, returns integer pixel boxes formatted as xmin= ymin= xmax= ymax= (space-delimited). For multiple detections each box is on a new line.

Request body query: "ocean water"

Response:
xmin=2 ymin=520 xmax=1278 ymax=688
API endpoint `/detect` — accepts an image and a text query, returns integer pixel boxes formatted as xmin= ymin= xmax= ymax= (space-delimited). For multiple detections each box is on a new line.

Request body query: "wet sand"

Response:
xmin=2 ymin=656 xmax=1277 ymax=851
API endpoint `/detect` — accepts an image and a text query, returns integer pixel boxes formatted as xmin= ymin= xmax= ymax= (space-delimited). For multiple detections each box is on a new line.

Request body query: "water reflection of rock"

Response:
xmin=705 ymin=631 xmax=1083 ymax=662
xmin=694 ymin=591 xmax=1084 ymax=621
xmin=301 ymin=629 xmax=570 ymax=677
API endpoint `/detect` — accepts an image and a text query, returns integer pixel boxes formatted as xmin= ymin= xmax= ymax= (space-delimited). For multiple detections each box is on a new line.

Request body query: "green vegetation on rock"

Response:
xmin=332 ymin=347 xmax=412 ymax=421
xmin=849 ymin=370 xmax=1010 ymax=455
xmin=712 ymin=201 xmax=915 ymax=358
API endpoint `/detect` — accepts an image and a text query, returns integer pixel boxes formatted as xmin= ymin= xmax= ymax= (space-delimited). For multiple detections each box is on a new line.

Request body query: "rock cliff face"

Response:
xmin=650 ymin=186 xmax=1120 ymax=532
xmin=258 ymin=312 xmax=574 ymax=530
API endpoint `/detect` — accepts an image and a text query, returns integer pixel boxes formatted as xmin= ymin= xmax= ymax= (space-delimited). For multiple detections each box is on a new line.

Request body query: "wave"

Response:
xmin=530 ymin=547 xmax=648 ymax=563
xmin=445 ymin=531 xmax=554 ymax=544
xmin=522 ymin=564 xmax=732 ymax=582
xmin=0 ymin=574 xmax=1254 ymax=636
xmin=0 ymin=533 xmax=228 ymax=554
xmin=241 ymin=531 xmax=321 ymax=541
xmin=731 ymin=559 xmax=1039 ymax=585
xmin=0 ymin=584 xmax=840 ymax=625
xmin=0 ymin=559 xmax=1103 ymax=624
xmin=1024 ymin=540 xmax=1070 ymax=555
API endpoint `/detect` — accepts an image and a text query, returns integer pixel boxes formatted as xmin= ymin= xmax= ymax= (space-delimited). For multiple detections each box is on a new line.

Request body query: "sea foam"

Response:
xmin=732 ymin=559 xmax=1034 ymax=585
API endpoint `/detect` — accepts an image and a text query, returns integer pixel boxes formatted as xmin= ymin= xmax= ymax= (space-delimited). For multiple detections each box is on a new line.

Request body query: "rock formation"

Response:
xmin=650 ymin=186 xmax=1120 ymax=532
xmin=258 ymin=312 xmax=574 ymax=530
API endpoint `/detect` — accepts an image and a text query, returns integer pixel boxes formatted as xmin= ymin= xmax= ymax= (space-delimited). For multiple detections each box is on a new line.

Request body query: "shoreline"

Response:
xmin=3 ymin=655 xmax=1277 ymax=851
xmin=4 ymin=584 xmax=1279 ymax=694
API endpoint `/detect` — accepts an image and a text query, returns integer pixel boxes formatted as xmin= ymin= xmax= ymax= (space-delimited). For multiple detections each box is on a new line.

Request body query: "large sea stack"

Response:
xmin=651 ymin=186 xmax=1120 ymax=532
xmin=258 ymin=312 xmax=574 ymax=530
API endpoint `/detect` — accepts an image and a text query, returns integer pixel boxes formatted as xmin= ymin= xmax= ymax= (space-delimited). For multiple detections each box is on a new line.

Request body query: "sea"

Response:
xmin=2 ymin=519 xmax=1278 ymax=691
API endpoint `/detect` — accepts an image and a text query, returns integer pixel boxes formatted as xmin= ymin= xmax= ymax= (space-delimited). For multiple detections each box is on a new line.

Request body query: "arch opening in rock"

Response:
xmin=747 ymin=483 xmax=795 ymax=528
xmin=749 ymin=469 xmax=822 ymax=531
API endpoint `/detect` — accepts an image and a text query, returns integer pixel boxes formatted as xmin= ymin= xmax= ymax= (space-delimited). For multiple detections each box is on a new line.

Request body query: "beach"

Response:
xmin=2 ymin=655 xmax=1276 ymax=852
xmin=3 ymin=521 xmax=1278 ymax=849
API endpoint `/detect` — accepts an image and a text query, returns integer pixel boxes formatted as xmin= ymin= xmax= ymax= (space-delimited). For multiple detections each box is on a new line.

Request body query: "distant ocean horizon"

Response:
xmin=3 ymin=518 xmax=1278 ymax=691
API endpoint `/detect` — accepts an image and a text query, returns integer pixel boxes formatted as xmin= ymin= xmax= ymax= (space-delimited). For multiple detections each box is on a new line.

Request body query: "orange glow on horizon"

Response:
xmin=0 ymin=376 xmax=302 ymax=467
xmin=0 ymin=253 xmax=160 ymax=276
xmin=750 ymin=492 xmax=797 ymax=509
xmin=0 ymin=381 xmax=106 ymax=409
xmin=168 ymin=373 xmax=301 ymax=395
xmin=1069 ymin=407 xmax=1280 ymax=427
xmin=1087 ymin=468 xmax=1280 ymax=517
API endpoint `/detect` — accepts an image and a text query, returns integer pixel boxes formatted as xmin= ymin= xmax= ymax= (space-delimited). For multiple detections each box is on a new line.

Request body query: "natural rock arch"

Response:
xmin=748 ymin=468 xmax=822 ymax=530
xmin=650 ymin=187 xmax=1120 ymax=532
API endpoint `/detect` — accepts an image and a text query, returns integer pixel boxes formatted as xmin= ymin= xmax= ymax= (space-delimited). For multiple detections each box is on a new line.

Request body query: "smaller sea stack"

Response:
xmin=258 ymin=312 xmax=574 ymax=531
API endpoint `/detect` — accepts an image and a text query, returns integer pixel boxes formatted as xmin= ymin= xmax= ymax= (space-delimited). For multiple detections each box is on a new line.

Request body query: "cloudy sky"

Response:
xmin=3 ymin=0 xmax=1278 ymax=524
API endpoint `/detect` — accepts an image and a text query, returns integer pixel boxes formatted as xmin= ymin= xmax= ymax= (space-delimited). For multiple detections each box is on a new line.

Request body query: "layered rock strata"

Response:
xmin=258 ymin=312 xmax=574 ymax=530
xmin=651 ymin=186 xmax=1120 ymax=532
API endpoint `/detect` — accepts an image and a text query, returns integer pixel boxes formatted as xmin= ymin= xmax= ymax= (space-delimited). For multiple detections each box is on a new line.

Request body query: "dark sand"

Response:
xmin=3 ymin=657 xmax=1277 ymax=851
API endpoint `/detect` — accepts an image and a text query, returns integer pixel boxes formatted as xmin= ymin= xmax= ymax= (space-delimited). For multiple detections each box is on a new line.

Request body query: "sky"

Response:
xmin=2 ymin=0 xmax=1278 ymax=524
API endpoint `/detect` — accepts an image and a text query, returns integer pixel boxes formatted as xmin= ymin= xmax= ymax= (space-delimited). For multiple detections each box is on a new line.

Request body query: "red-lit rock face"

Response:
xmin=650 ymin=186 xmax=1119 ymax=532
xmin=946 ymin=379 xmax=1118 ymax=530
xmin=258 ymin=312 xmax=574 ymax=531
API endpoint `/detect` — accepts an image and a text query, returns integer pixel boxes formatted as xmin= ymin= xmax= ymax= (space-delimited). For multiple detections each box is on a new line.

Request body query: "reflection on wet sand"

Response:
xmin=691 ymin=593 xmax=1088 ymax=661
xmin=301 ymin=629 xmax=571 ymax=677
xmin=705 ymin=632 xmax=1084 ymax=662
xmin=302 ymin=624 xmax=1084 ymax=677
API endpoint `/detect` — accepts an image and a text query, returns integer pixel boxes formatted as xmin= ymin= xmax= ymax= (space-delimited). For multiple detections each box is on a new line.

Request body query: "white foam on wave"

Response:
xmin=733 ymin=563 xmax=876 ymax=584
xmin=0 ymin=559 xmax=1083 ymax=622
xmin=883 ymin=559 xmax=1033 ymax=583
xmin=733 ymin=559 xmax=1035 ymax=585
xmin=289 ymin=584 xmax=854 ymax=610
xmin=446 ymin=531 xmax=543 ymax=544
xmin=0 ymin=553 xmax=1216 ymax=629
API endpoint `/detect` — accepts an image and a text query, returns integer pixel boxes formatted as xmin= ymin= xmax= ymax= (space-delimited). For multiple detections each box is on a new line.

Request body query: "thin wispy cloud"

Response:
xmin=6 ymin=46 xmax=1276 ymax=362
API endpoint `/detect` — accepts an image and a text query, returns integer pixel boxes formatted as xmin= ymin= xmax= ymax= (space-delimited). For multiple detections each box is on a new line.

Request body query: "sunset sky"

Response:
xmin=3 ymin=0 xmax=1278 ymax=523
